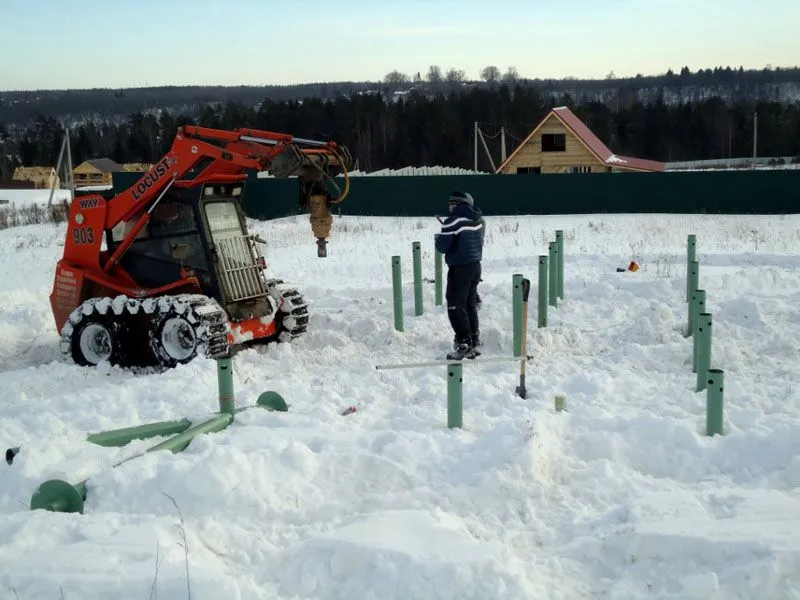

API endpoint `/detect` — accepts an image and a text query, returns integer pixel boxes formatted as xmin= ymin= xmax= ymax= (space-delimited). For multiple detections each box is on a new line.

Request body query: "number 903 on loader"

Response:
xmin=49 ymin=126 xmax=353 ymax=369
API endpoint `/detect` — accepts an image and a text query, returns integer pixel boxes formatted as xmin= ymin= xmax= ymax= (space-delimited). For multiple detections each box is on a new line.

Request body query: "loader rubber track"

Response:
xmin=147 ymin=294 xmax=231 ymax=367
xmin=267 ymin=279 xmax=310 ymax=342
xmin=60 ymin=294 xmax=230 ymax=369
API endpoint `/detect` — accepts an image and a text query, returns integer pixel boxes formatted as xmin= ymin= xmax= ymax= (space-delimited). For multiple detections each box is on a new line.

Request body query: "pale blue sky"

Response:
xmin=1 ymin=0 xmax=798 ymax=90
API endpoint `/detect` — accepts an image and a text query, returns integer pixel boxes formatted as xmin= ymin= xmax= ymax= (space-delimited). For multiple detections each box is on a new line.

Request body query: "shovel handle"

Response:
xmin=519 ymin=277 xmax=531 ymax=377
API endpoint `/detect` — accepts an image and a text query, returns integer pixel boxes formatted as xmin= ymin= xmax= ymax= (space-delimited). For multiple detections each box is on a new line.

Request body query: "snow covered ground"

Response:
xmin=0 ymin=189 xmax=72 ymax=209
xmin=1 ymin=212 xmax=800 ymax=599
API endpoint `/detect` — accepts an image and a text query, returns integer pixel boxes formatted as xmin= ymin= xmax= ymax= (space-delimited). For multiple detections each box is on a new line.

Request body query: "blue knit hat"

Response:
xmin=449 ymin=190 xmax=474 ymax=207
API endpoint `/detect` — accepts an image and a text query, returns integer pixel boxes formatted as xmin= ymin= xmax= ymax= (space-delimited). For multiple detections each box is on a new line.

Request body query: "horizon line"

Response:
xmin=2 ymin=63 xmax=799 ymax=94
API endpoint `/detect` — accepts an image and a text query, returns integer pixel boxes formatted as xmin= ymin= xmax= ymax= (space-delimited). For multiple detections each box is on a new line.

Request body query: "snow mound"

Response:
xmin=274 ymin=509 xmax=525 ymax=599
xmin=718 ymin=297 xmax=765 ymax=329
xmin=583 ymin=491 xmax=800 ymax=598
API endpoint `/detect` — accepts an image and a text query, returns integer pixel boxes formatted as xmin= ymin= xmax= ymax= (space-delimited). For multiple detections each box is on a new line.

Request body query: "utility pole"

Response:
xmin=65 ymin=129 xmax=75 ymax=198
xmin=474 ymin=121 xmax=478 ymax=172
xmin=728 ymin=118 xmax=732 ymax=158
xmin=49 ymin=130 xmax=75 ymax=207
xmin=752 ymin=111 xmax=758 ymax=170
xmin=477 ymin=128 xmax=496 ymax=173
xmin=501 ymin=127 xmax=507 ymax=164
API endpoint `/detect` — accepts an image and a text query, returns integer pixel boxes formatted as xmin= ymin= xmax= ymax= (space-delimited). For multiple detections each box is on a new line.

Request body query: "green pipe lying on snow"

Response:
xmin=29 ymin=390 xmax=288 ymax=515
xmin=30 ymin=413 xmax=233 ymax=514
xmin=86 ymin=419 xmax=193 ymax=447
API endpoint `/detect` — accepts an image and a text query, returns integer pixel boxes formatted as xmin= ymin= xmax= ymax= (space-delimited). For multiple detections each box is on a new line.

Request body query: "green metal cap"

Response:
xmin=256 ymin=391 xmax=288 ymax=412
xmin=30 ymin=479 xmax=86 ymax=514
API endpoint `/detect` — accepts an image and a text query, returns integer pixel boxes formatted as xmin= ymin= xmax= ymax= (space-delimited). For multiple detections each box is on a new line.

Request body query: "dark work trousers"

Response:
xmin=446 ymin=261 xmax=481 ymax=345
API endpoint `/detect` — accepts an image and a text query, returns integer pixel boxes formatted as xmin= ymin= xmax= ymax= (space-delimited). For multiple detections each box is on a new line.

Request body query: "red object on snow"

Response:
xmin=341 ymin=406 xmax=358 ymax=416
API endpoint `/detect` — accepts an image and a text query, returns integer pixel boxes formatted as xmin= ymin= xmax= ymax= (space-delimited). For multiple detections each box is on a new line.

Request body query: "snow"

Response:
xmin=256 ymin=166 xmax=484 ymax=177
xmin=1 ymin=212 xmax=800 ymax=599
xmin=0 ymin=189 xmax=72 ymax=209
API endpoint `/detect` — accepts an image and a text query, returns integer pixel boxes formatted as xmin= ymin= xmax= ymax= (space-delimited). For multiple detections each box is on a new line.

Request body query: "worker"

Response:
xmin=435 ymin=190 xmax=485 ymax=360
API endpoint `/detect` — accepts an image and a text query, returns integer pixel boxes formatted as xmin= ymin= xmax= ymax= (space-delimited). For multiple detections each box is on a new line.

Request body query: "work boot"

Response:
xmin=447 ymin=342 xmax=477 ymax=361
xmin=455 ymin=332 xmax=481 ymax=350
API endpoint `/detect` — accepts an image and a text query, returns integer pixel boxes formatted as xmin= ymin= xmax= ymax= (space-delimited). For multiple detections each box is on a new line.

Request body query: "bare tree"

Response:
xmin=384 ymin=70 xmax=410 ymax=85
xmin=426 ymin=65 xmax=443 ymax=84
xmin=502 ymin=66 xmax=519 ymax=84
xmin=480 ymin=66 xmax=501 ymax=84
xmin=383 ymin=70 xmax=410 ymax=93
xmin=445 ymin=68 xmax=466 ymax=84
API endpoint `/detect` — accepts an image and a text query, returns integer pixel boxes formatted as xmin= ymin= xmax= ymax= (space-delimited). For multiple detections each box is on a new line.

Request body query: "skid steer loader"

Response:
xmin=49 ymin=126 xmax=353 ymax=369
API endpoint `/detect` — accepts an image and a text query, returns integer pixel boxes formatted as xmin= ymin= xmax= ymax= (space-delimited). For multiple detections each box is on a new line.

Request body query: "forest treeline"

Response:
xmin=1 ymin=82 xmax=799 ymax=180
xmin=1 ymin=64 xmax=799 ymax=128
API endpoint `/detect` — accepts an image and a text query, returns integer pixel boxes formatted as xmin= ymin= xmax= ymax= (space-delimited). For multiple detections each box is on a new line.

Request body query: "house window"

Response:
xmin=567 ymin=166 xmax=592 ymax=173
xmin=542 ymin=133 xmax=566 ymax=152
xmin=516 ymin=167 xmax=541 ymax=174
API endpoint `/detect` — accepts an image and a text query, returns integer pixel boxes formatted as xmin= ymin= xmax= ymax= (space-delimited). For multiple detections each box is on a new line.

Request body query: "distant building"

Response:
xmin=73 ymin=158 xmax=124 ymax=187
xmin=496 ymin=106 xmax=665 ymax=174
xmin=122 ymin=163 xmax=153 ymax=173
xmin=12 ymin=166 xmax=60 ymax=189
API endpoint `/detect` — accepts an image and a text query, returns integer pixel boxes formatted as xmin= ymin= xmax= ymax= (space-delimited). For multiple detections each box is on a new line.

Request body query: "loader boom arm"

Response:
xmin=104 ymin=126 xmax=351 ymax=230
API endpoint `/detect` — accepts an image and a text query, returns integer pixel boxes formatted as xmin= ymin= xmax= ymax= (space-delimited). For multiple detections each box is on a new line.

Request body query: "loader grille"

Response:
xmin=215 ymin=234 xmax=267 ymax=302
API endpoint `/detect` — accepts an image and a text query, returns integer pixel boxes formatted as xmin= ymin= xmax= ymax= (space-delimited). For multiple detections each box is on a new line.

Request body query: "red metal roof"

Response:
xmin=552 ymin=106 xmax=665 ymax=172
xmin=604 ymin=153 xmax=666 ymax=172
xmin=551 ymin=106 xmax=614 ymax=162
xmin=497 ymin=106 xmax=665 ymax=173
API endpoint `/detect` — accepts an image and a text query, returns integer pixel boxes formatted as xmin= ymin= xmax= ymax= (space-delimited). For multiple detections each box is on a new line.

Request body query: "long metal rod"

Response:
xmin=240 ymin=134 xmax=329 ymax=148
xmin=240 ymin=135 xmax=279 ymax=146
xmin=144 ymin=175 xmax=177 ymax=214
xmin=376 ymin=355 xmax=531 ymax=370
xmin=292 ymin=136 xmax=331 ymax=147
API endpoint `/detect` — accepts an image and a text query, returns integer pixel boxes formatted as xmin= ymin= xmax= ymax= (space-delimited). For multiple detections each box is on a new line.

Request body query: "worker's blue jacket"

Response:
xmin=435 ymin=203 xmax=485 ymax=266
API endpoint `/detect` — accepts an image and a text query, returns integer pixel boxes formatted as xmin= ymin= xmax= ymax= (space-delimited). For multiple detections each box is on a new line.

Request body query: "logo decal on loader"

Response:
xmin=78 ymin=197 xmax=100 ymax=209
xmin=132 ymin=155 xmax=179 ymax=201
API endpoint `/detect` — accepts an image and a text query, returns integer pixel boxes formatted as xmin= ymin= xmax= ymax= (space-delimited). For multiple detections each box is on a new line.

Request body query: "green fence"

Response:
xmin=110 ymin=170 xmax=800 ymax=220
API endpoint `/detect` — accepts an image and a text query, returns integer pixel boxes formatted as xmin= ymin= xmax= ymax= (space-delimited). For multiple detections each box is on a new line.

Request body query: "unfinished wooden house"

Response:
xmin=12 ymin=166 xmax=60 ymax=189
xmin=496 ymin=106 xmax=665 ymax=174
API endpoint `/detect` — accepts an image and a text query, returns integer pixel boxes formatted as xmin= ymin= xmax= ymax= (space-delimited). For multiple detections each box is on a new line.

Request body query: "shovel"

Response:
xmin=516 ymin=277 xmax=531 ymax=399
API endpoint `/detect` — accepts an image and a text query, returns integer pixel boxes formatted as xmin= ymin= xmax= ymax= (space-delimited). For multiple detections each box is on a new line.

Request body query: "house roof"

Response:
xmin=13 ymin=166 xmax=56 ymax=176
xmin=122 ymin=163 xmax=153 ymax=172
xmin=496 ymin=106 xmax=665 ymax=173
xmin=85 ymin=158 xmax=124 ymax=173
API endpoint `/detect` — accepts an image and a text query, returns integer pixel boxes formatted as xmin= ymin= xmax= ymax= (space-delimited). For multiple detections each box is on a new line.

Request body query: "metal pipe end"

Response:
xmin=6 ymin=447 xmax=20 ymax=465
xmin=30 ymin=479 xmax=85 ymax=514
xmin=257 ymin=391 xmax=288 ymax=412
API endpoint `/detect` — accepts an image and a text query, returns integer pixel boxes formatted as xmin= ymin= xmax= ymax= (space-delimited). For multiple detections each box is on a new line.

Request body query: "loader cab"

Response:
xmin=109 ymin=186 xmax=212 ymax=291
xmin=107 ymin=181 xmax=271 ymax=321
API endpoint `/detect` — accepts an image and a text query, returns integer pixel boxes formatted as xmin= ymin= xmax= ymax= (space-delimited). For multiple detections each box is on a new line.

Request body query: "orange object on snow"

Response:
xmin=628 ymin=261 xmax=640 ymax=272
